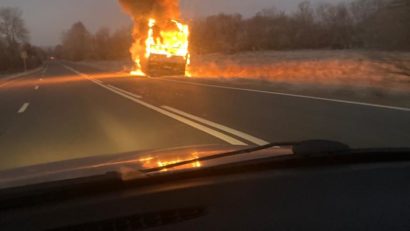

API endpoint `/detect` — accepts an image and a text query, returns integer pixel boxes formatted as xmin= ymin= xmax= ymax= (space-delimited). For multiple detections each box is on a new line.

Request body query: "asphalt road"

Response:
xmin=0 ymin=61 xmax=409 ymax=171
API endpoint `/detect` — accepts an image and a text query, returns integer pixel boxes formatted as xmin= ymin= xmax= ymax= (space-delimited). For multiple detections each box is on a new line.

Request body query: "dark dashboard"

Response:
xmin=1 ymin=148 xmax=410 ymax=231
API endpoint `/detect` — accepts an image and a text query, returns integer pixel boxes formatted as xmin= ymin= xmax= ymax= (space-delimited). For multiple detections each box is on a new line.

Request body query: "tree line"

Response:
xmin=190 ymin=0 xmax=410 ymax=53
xmin=0 ymin=7 xmax=44 ymax=73
xmin=55 ymin=22 xmax=132 ymax=61
xmin=57 ymin=0 xmax=409 ymax=61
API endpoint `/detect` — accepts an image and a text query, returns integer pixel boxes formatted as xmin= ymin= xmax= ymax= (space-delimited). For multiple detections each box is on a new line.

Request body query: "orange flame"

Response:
xmin=129 ymin=18 xmax=190 ymax=76
xmin=138 ymin=152 xmax=202 ymax=172
xmin=130 ymin=58 xmax=145 ymax=76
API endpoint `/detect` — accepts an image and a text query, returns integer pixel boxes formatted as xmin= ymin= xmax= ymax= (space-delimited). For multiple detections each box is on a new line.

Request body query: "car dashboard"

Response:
xmin=1 ymin=151 xmax=410 ymax=231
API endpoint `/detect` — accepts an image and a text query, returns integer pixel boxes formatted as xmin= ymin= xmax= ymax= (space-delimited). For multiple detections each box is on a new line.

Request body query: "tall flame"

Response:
xmin=129 ymin=18 xmax=190 ymax=76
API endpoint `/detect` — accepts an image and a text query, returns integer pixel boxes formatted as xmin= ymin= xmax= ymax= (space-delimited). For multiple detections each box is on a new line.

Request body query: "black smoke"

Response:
xmin=118 ymin=0 xmax=180 ymax=22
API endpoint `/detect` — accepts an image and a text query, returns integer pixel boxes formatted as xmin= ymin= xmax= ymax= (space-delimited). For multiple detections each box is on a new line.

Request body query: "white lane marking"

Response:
xmin=62 ymin=65 xmax=247 ymax=145
xmin=94 ymin=79 xmax=103 ymax=84
xmin=162 ymin=106 xmax=269 ymax=146
xmin=107 ymin=84 xmax=142 ymax=99
xmin=100 ymin=86 xmax=246 ymax=145
xmin=161 ymin=79 xmax=410 ymax=112
xmin=34 ymin=85 xmax=39 ymax=90
xmin=18 ymin=103 xmax=30 ymax=114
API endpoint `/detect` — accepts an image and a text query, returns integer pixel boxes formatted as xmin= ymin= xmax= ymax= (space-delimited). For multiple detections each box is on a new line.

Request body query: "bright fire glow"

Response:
xmin=130 ymin=18 xmax=190 ymax=76
xmin=138 ymin=153 xmax=201 ymax=172
xmin=185 ymin=54 xmax=192 ymax=77
xmin=130 ymin=58 xmax=145 ymax=76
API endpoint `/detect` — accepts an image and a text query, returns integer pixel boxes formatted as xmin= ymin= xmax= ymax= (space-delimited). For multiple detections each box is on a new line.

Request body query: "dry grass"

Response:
xmin=189 ymin=50 xmax=410 ymax=93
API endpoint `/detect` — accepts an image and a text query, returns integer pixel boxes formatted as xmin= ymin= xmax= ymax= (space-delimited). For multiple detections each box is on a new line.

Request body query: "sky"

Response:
xmin=0 ymin=0 xmax=338 ymax=47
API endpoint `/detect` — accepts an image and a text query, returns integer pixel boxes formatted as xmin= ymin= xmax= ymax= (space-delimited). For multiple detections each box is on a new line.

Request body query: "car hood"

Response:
xmin=0 ymin=144 xmax=293 ymax=189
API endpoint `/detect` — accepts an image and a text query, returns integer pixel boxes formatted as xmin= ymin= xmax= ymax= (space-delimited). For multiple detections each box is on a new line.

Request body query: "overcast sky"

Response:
xmin=0 ymin=0 xmax=338 ymax=47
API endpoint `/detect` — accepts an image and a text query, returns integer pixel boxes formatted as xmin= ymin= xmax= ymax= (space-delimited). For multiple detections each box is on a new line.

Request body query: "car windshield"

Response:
xmin=0 ymin=0 xmax=409 ymax=186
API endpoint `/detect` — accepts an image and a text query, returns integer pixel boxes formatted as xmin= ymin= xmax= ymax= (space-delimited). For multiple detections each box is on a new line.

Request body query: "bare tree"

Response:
xmin=352 ymin=0 xmax=409 ymax=50
xmin=294 ymin=1 xmax=315 ymax=25
xmin=61 ymin=22 xmax=92 ymax=60
xmin=0 ymin=7 xmax=33 ymax=71
xmin=292 ymin=1 xmax=319 ymax=48
xmin=190 ymin=14 xmax=243 ymax=53
xmin=316 ymin=2 xmax=355 ymax=49
xmin=350 ymin=0 xmax=387 ymax=24
xmin=94 ymin=27 xmax=111 ymax=60
xmin=0 ymin=38 xmax=7 ymax=70
xmin=0 ymin=7 xmax=29 ymax=48
xmin=109 ymin=27 xmax=132 ymax=59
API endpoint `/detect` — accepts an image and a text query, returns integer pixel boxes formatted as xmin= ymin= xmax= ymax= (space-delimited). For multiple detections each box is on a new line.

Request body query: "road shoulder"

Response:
xmin=0 ymin=66 xmax=45 ymax=87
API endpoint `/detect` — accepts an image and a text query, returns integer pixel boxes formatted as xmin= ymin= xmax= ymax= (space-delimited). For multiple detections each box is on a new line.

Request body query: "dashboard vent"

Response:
xmin=51 ymin=207 xmax=206 ymax=231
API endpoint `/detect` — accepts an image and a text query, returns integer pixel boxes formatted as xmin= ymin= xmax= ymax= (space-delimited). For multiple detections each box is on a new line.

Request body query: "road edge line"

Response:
xmin=160 ymin=79 xmax=410 ymax=112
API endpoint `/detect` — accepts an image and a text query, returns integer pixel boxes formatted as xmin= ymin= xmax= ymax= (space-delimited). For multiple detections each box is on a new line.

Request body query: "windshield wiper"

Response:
xmin=141 ymin=140 xmax=350 ymax=173
xmin=141 ymin=141 xmax=297 ymax=173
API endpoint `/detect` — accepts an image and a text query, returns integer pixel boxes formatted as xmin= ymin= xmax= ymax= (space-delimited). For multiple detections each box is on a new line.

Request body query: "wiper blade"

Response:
xmin=140 ymin=140 xmax=410 ymax=177
xmin=140 ymin=140 xmax=352 ymax=173
xmin=141 ymin=141 xmax=298 ymax=173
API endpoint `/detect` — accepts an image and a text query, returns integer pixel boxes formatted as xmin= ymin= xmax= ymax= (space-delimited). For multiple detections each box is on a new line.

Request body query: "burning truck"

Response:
xmin=119 ymin=0 xmax=190 ymax=77
xmin=139 ymin=18 xmax=189 ymax=76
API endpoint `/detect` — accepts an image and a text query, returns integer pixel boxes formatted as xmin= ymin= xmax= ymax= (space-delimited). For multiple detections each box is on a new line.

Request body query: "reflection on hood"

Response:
xmin=0 ymin=144 xmax=293 ymax=189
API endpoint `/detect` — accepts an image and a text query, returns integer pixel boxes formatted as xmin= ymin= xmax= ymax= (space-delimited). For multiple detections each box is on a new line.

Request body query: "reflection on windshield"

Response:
xmin=138 ymin=152 xmax=202 ymax=172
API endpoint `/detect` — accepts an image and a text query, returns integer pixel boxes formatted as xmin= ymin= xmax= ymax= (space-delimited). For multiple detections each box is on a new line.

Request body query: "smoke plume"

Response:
xmin=119 ymin=0 xmax=180 ymax=22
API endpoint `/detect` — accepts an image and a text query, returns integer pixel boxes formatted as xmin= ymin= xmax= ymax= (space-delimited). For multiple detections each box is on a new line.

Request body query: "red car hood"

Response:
xmin=0 ymin=144 xmax=293 ymax=189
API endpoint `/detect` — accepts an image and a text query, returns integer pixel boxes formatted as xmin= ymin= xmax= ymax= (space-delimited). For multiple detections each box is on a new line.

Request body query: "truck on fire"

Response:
xmin=131 ymin=18 xmax=190 ymax=77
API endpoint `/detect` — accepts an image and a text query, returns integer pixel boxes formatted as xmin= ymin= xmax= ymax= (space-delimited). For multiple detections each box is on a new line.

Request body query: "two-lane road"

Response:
xmin=0 ymin=61 xmax=409 ymax=171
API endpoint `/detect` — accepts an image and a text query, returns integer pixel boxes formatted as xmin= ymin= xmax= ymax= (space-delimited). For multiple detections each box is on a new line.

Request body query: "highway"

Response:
xmin=0 ymin=61 xmax=409 ymax=171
